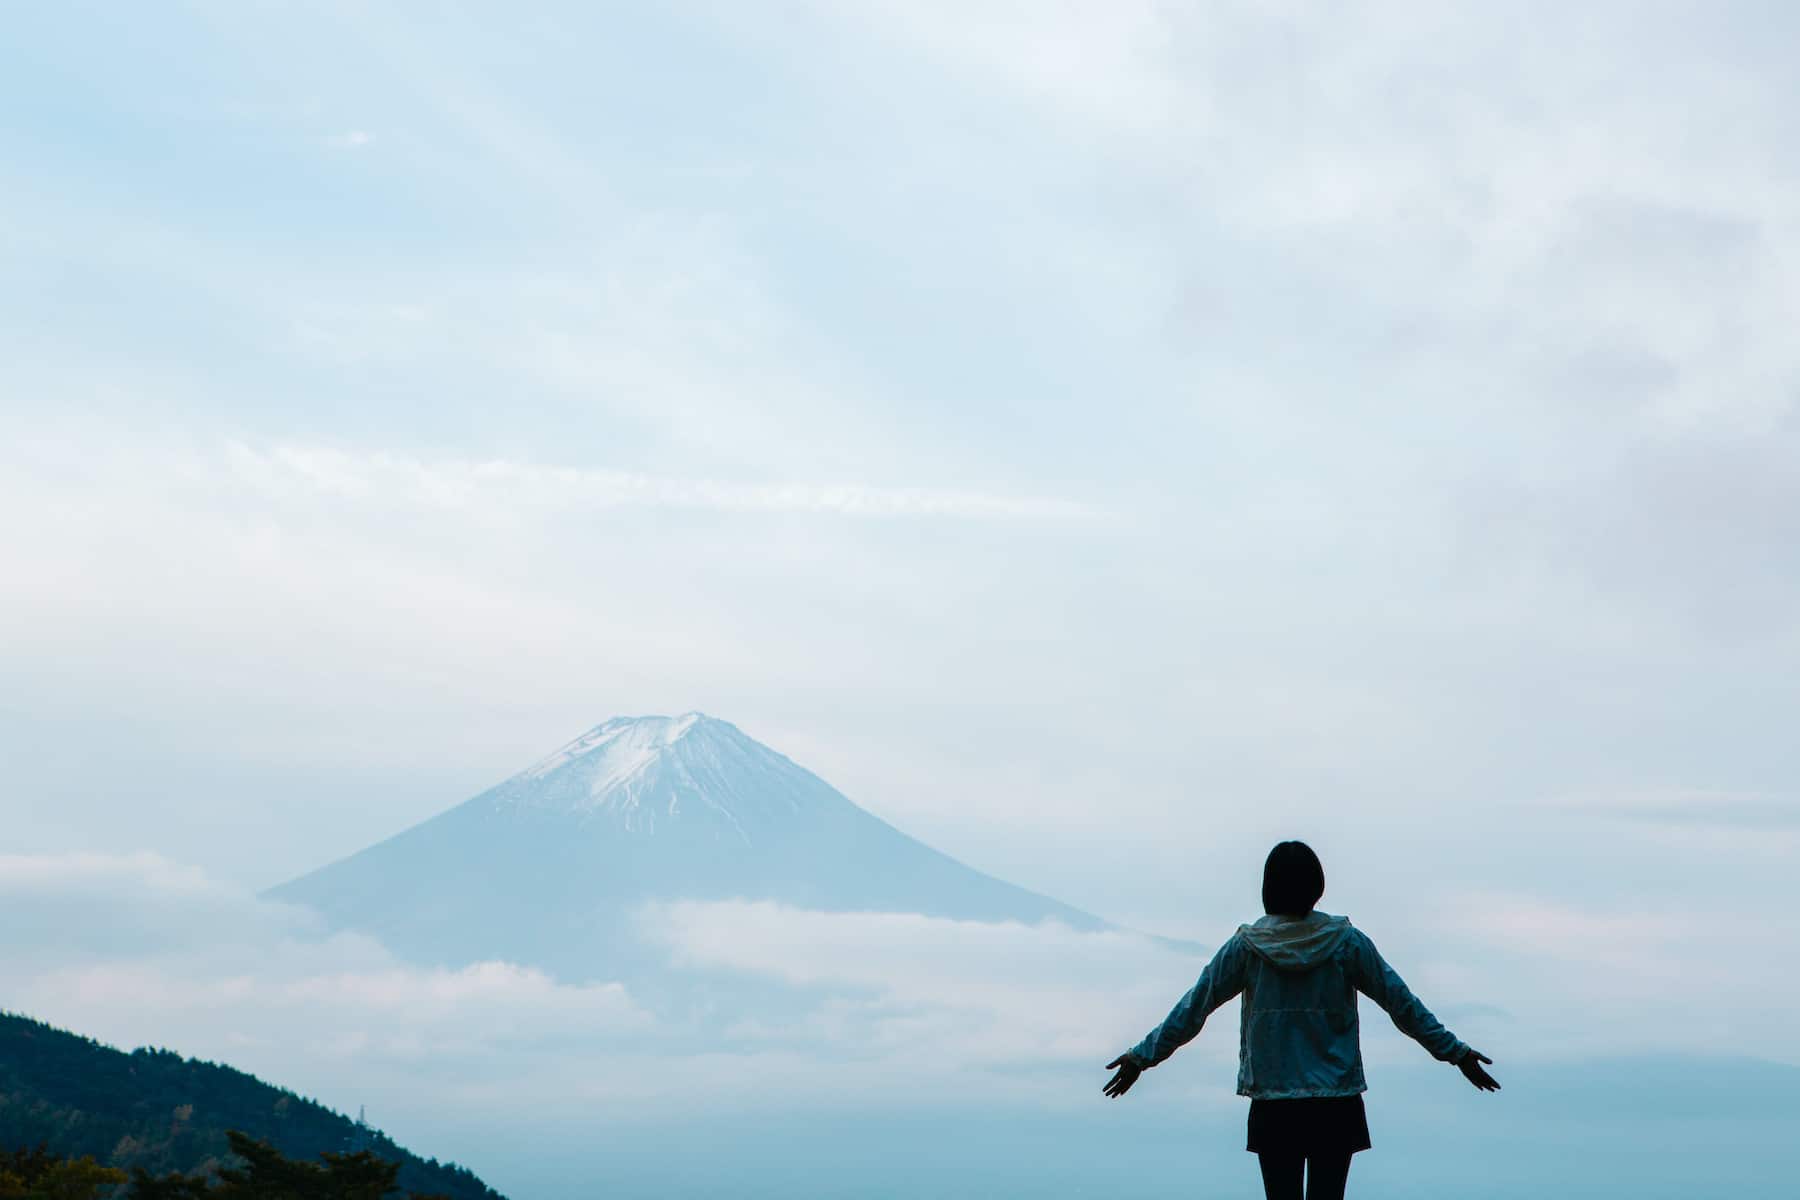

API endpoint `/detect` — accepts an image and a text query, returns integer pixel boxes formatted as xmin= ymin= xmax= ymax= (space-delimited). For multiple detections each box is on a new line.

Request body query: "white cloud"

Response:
xmin=325 ymin=130 xmax=375 ymax=149
xmin=0 ymin=853 xmax=648 ymax=1106
xmin=838 ymin=0 xmax=1186 ymax=136
xmin=1531 ymin=789 xmax=1800 ymax=834
xmin=616 ymin=899 xmax=1271 ymax=1114
xmin=0 ymin=850 xmax=327 ymax=961
xmin=1431 ymin=886 xmax=1800 ymax=1061
xmin=641 ymin=899 xmax=1209 ymax=1066
xmin=1 ymin=850 xmax=229 ymax=897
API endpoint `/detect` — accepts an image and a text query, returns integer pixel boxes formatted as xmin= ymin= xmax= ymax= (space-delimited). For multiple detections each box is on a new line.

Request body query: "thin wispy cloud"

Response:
xmin=227 ymin=442 xmax=1100 ymax=521
xmin=1530 ymin=789 xmax=1800 ymax=833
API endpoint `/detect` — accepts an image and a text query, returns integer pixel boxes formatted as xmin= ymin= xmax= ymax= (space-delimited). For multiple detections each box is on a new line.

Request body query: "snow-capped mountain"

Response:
xmin=491 ymin=713 xmax=853 ymax=838
xmin=267 ymin=714 xmax=1113 ymax=981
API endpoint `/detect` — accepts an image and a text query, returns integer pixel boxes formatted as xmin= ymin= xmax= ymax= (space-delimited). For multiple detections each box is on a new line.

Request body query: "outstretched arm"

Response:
xmin=1103 ymin=935 xmax=1247 ymax=1099
xmin=1349 ymin=930 xmax=1500 ymax=1091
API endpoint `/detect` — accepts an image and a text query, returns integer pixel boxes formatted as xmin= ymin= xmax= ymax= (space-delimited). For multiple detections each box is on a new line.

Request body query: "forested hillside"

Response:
xmin=0 ymin=1012 xmax=504 ymax=1200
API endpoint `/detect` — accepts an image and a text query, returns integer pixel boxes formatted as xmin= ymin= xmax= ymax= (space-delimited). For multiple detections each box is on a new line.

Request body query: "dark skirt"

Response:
xmin=1246 ymin=1094 xmax=1372 ymax=1157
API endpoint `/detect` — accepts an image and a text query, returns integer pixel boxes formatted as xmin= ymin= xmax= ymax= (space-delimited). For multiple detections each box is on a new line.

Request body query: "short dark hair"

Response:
xmin=1262 ymin=840 xmax=1325 ymax=915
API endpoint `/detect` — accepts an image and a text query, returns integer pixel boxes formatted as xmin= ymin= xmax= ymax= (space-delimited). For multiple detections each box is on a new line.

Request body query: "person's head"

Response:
xmin=1262 ymin=840 xmax=1325 ymax=916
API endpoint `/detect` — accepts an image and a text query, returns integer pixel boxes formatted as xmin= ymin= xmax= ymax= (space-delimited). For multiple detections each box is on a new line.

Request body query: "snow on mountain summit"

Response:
xmin=488 ymin=713 xmax=844 ymax=837
xmin=521 ymin=713 xmax=709 ymax=786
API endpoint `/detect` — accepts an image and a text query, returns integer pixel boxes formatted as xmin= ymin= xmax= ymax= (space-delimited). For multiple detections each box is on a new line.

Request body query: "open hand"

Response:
xmin=1458 ymin=1049 xmax=1500 ymax=1092
xmin=1103 ymin=1055 xmax=1142 ymax=1099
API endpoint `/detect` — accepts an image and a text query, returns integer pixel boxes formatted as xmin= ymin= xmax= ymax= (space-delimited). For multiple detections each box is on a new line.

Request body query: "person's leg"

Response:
xmin=1303 ymin=1152 xmax=1353 ymax=1200
xmin=1257 ymin=1153 xmax=1304 ymax=1200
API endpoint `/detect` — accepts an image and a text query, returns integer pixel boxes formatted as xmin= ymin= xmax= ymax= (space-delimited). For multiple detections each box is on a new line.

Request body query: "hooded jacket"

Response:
xmin=1126 ymin=911 xmax=1469 ymax=1100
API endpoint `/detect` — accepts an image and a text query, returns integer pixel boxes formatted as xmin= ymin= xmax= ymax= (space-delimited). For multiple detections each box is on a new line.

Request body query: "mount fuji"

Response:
xmin=268 ymin=713 xmax=1122 ymax=982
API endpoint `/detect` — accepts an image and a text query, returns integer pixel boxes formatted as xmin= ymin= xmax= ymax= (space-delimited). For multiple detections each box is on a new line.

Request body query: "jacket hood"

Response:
xmin=1238 ymin=911 xmax=1351 ymax=970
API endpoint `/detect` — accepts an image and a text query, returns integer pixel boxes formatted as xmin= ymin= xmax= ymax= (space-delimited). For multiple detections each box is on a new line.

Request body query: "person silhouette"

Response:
xmin=1102 ymin=840 xmax=1498 ymax=1200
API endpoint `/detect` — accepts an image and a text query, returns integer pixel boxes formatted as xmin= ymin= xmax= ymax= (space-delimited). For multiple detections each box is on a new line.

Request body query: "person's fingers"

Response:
xmin=1103 ymin=1059 xmax=1140 ymax=1098
xmin=1477 ymin=1052 xmax=1493 ymax=1064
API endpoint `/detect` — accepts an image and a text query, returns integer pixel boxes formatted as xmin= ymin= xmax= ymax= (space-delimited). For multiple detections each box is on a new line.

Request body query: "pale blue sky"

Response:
xmin=4 ymin=5 xmax=1800 ymax=1170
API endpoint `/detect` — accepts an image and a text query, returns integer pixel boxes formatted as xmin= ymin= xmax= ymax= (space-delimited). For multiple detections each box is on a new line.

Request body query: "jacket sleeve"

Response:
xmin=1347 ymin=929 xmax=1470 ymax=1063
xmin=1126 ymin=934 xmax=1248 ymax=1068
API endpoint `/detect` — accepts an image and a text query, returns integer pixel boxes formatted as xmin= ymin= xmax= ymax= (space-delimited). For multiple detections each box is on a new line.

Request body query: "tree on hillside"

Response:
xmin=9 ymin=1128 xmax=457 ymax=1200
xmin=0 ymin=1143 xmax=127 ymax=1200
xmin=125 ymin=1167 xmax=210 ymax=1199
xmin=210 ymin=1131 xmax=408 ymax=1200
xmin=2 ymin=1013 xmax=503 ymax=1200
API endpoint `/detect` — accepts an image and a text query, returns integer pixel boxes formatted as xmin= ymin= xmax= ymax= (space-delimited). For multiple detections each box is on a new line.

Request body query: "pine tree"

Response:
xmin=213 ymin=1131 xmax=331 ymax=1200
xmin=125 ymin=1167 xmax=211 ymax=1199
xmin=318 ymin=1150 xmax=402 ymax=1200
xmin=0 ymin=1145 xmax=126 ymax=1200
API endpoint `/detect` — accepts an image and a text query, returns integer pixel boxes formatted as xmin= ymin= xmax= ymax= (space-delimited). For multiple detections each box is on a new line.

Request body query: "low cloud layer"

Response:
xmin=642 ymin=899 xmax=1213 ymax=1070
xmin=4 ymin=852 xmax=1209 ymax=1114
xmin=10 ymin=847 xmax=1790 ymax=1140
xmin=1 ymin=853 xmax=647 ymax=1100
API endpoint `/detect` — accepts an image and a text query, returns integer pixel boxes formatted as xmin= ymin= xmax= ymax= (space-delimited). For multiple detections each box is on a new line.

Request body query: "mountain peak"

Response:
xmin=492 ymin=713 xmax=830 ymax=837
xmin=523 ymin=712 xmax=716 ymax=783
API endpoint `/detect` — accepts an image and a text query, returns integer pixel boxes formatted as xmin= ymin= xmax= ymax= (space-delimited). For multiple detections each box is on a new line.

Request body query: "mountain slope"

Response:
xmin=0 ymin=1011 xmax=503 ymax=1199
xmin=269 ymin=714 xmax=1115 ymax=982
